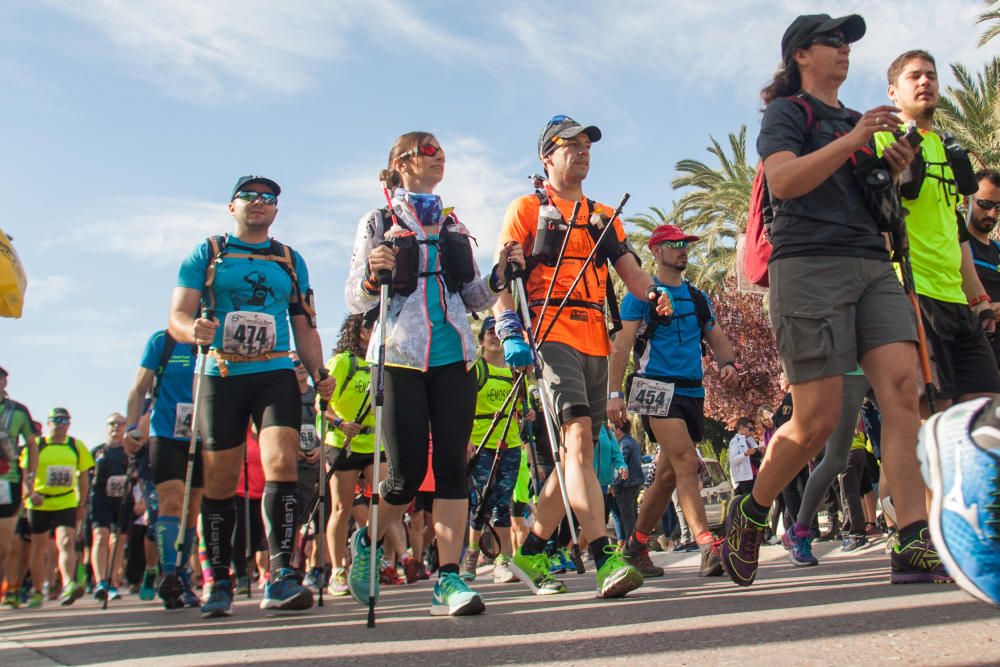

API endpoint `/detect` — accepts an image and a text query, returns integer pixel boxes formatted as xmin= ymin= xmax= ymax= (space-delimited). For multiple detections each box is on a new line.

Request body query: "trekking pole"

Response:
xmin=517 ymin=384 xmax=547 ymax=514
xmin=472 ymin=407 xmax=517 ymax=559
xmin=315 ymin=369 xmax=331 ymax=607
xmin=243 ymin=444 xmax=252 ymax=599
xmin=538 ymin=193 xmax=630 ymax=346
xmin=101 ymin=458 xmax=134 ymax=610
xmin=512 ymin=274 xmax=586 ymax=574
xmin=531 ymin=199 xmax=581 ymax=340
xmin=177 ymin=307 xmax=213 ymax=574
xmin=892 ymin=224 xmax=936 ymax=414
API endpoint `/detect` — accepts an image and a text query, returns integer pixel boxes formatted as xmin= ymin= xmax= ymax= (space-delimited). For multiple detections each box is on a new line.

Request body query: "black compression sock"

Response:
xmin=742 ymin=494 xmax=770 ymax=524
xmin=438 ymin=563 xmax=459 ymax=576
xmin=898 ymin=520 xmax=928 ymax=547
xmin=262 ymin=481 xmax=299 ymax=575
xmin=522 ymin=531 xmax=547 ymax=556
xmin=201 ymin=496 xmax=236 ymax=583
xmin=589 ymin=536 xmax=611 ymax=569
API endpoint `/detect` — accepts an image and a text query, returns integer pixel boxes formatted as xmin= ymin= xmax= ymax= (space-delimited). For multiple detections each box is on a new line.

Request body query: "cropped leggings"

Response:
xmin=380 ymin=361 xmax=477 ymax=505
xmin=797 ymin=373 xmax=871 ymax=526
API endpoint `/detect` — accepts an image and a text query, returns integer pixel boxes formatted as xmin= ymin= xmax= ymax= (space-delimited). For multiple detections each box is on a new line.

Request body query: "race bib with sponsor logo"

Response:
xmin=627 ymin=376 xmax=675 ymax=417
xmin=222 ymin=311 xmax=276 ymax=357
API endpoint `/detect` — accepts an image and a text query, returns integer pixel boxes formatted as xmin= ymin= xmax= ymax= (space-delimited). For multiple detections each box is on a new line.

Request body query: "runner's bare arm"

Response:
xmin=703 ymin=324 xmax=739 ymax=388
xmin=168 ymin=286 xmax=218 ymax=345
xmin=607 ymin=319 xmax=640 ymax=423
xmin=290 ymin=314 xmax=335 ymax=400
xmin=22 ymin=432 xmax=37 ymax=493
xmin=613 ymin=254 xmax=672 ymax=316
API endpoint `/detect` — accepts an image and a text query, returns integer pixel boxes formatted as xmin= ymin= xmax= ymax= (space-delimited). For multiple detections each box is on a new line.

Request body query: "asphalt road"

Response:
xmin=1 ymin=537 xmax=997 ymax=666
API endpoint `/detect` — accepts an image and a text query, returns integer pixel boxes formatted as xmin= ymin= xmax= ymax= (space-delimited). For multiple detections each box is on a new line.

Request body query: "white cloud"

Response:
xmin=49 ymin=197 xmax=229 ymax=264
xmin=25 ymin=274 xmax=76 ymax=308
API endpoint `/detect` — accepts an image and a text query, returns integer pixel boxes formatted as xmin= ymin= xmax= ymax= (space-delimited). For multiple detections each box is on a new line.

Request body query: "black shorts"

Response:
xmin=920 ymin=295 xmax=1000 ymax=400
xmin=28 ymin=507 xmax=77 ymax=534
xmin=150 ymin=437 xmax=204 ymax=487
xmin=16 ymin=514 xmax=30 ymax=541
xmin=89 ymin=497 xmax=131 ymax=531
xmin=641 ymin=395 xmax=705 ymax=444
xmin=412 ymin=491 xmax=434 ymax=514
xmin=201 ymin=369 xmax=301 ymax=451
xmin=331 ymin=447 xmax=382 ymax=472
xmin=0 ymin=481 xmax=23 ymax=518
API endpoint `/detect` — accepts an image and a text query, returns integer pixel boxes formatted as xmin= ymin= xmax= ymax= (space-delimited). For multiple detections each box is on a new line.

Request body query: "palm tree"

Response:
xmin=979 ymin=0 xmax=1000 ymax=47
xmin=936 ymin=57 xmax=1000 ymax=169
xmin=625 ymin=126 xmax=755 ymax=291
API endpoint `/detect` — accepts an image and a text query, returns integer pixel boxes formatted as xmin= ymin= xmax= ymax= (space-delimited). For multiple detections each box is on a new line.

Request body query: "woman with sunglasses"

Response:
xmin=344 ymin=132 xmax=523 ymax=616
xmin=720 ymin=13 xmax=950 ymax=587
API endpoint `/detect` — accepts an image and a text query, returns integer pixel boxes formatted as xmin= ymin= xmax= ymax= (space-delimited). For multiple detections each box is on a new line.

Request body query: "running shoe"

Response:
xmin=158 ymin=571 xmax=184 ymax=610
xmin=380 ymin=560 xmax=405 ymax=586
xmin=841 ymin=535 xmax=869 ymax=552
xmin=865 ymin=522 xmax=884 ymax=537
xmin=919 ymin=397 xmax=999 ymax=604
xmin=492 ymin=554 xmax=518 ymax=584
xmin=235 ymin=576 xmax=250 ymax=596
xmin=1 ymin=592 xmax=20 ymax=609
xmin=510 ymin=547 xmax=566 ymax=595
xmin=623 ymin=538 xmax=665 ymax=578
xmin=460 ymin=548 xmax=480 ymax=581
xmin=93 ymin=580 xmax=109 ymax=601
xmin=719 ymin=494 xmax=767 ymax=587
xmin=890 ymin=527 xmax=953 ymax=584
xmin=108 ymin=585 xmax=121 ymax=601
xmin=327 ymin=567 xmax=349 ymax=597
xmin=139 ymin=568 xmax=157 ymax=601
xmin=781 ymin=531 xmax=819 ymax=567
xmin=430 ymin=571 xmax=485 ymax=617
xmin=201 ymin=579 xmax=233 ymax=618
xmin=401 ymin=556 xmax=420 ymax=584
xmin=59 ymin=581 xmax=83 ymax=606
xmin=416 ymin=562 xmax=430 ymax=580
xmin=302 ymin=567 xmax=322 ymax=589
xmin=595 ymin=544 xmax=644 ymax=598
xmin=548 ymin=547 xmax=567 ymax=575
xmin=699 ymin=542 xmax=724 ymax=577
xmin=26 ymin=591 xmax=43 ymax=609
xmin=261 ymin=568 xmax=314 ymax=611
xmin=349 ymin=526 xmax=383 ymax=605
xmin=179 ymin=569 xmax=200 ymax=607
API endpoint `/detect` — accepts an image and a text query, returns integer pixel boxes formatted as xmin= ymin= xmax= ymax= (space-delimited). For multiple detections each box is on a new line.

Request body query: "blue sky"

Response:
xmin=2 ymin=0 xmax=993 ymax=446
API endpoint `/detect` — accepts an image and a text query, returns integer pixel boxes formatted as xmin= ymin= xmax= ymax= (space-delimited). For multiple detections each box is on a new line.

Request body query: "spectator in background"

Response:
xmin=728 ymin=418 xmax=758 ymax=495
xmin=613 ymin=421 xmax=642 ymax=546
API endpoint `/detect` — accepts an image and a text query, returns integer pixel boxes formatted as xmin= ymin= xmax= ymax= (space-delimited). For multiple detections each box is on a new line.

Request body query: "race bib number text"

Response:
xmin=299 ymin=424 xmax=318 ymax=451
xmin=222 ymin=312 xmax=277 ymax=357
xmin=106 ymin=475 xmax=127 ymax=498
xmin=46 ymin=465 xmax=74 ymax=488
xmin=173 ymin=403 xmax=193 ymax=439
xmin=627 ymin=377 xmax=675 ymax=417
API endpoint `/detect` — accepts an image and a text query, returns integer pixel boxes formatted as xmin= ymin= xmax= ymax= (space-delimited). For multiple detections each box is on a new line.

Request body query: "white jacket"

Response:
xmin=728 ymin=434 xmax=756 ymax=484
xmin=344 ymin=192 xmax=500 ymax=371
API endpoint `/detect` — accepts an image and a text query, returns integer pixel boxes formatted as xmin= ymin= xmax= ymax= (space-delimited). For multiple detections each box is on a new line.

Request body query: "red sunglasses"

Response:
xmin=404 ymin=144 xmax=443 ymax=158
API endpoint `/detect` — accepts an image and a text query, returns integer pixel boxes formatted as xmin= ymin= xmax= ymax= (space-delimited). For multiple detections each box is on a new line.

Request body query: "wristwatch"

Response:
xmin=608 ymin=391 xmax=624 ymax=399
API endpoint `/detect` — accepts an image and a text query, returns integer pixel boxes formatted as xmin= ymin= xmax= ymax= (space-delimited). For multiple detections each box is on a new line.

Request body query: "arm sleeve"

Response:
xmin=345 ymin=210 xmax=384 ymax=315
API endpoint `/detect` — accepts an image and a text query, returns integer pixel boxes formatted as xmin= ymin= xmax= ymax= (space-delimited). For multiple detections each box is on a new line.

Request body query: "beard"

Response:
xmin=973 ymin=213 xmax=997 ymax=236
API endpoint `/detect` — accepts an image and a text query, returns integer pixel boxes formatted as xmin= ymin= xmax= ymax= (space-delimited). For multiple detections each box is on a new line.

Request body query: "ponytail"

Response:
xmin=760 ymin=62 xmax=802 ymax=107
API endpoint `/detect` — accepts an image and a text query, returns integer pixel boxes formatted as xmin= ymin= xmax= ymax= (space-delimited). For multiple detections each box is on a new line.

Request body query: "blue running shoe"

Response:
xmin=179 ymin=569 xmax=200 ymax=608
xmin=261 ymin=568 xmax=314 ymax=611
xmin=349 ymin=527 xmax=384 ymax=606
xmin=431 ymin=571 xmax=485 ymax=616
xmin=781 ymin=530 xmax=818 ymax=567
xmin=93 ymin=580 xmax=109 ymax=601
xmin=201 ymin=580 xmax=233 ymax=618
xmin=919 ymin=397 xmax=1000 ymax=605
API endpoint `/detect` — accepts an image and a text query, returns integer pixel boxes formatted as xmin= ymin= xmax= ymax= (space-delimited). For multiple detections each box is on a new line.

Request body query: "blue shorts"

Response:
xmin=468 ymin=446 xmax=522 ymax=530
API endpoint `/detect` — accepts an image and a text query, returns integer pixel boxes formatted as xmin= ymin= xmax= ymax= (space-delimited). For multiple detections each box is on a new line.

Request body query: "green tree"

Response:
xmin=936 ymin=56 xmax=1000 ymax=169
xmin=978 ymin=0 xmax=1000 ymax=47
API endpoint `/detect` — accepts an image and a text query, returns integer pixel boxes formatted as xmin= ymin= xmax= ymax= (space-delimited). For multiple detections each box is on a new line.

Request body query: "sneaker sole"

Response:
xmin=508 ymin=561 xmax=565 ymax=596
xmin=788 ymin=555 xmax=819 ymax=567
xmin=430 ymin=594 xmax=485 ymax=617
xmin=260 ymin=589 xmax=314 ymax=611
xmin=201 ymin=607 xmax=233 ymax=618
xmin=597 ymin=568 xmax=644 ymax=599
xmin=921 ymin=409 xmax=990 ymax=602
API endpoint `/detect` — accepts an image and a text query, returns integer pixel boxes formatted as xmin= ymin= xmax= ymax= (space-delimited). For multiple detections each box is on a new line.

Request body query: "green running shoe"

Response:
xmin=349 ymin=526 xmax=384 ymax=606
xmin=595 ymin=544 xmax=644 ymax=598
xmin=59 ymin=581 xmax=84 ymax=606
xmin=509 ymin=547 xmax=566 ymax=596
xmin=430 ymin=571 xmax=485 ymax=616
xmin=27 ymin=590 xmax=43 ymax=609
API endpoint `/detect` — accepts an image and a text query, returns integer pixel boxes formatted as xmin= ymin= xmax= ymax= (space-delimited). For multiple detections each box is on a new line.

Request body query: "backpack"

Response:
xmin=151 ymin=332 xmax=177 ymax=400
xmin=742 ymin=95 xmax=862 ymax=288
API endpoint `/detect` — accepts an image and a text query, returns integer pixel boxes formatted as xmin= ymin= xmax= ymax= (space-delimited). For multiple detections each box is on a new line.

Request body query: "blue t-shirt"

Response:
xmin=140 ymin=330 xmax=196 ymax=440
xmin=177 ymin=236 xmax=309 ymax=376
xmin=620 ymin=278 xmax=715 ymax=398
xmin=424 ymin=237 xmax=464 ymax=367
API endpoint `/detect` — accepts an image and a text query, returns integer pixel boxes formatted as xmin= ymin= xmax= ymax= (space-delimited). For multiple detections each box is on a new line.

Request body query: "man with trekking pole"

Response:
xmin=168 ymin=174 xmax=335 ymax=618
xmin=493 ymin=115 xmax=672 ymax=599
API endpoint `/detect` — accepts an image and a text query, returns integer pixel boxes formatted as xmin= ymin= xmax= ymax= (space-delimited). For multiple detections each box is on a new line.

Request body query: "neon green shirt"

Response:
xmin=21 ymin=436 xmax=94 ymax=511
xmin=471 ymin=358 xmax=522 ymax=450
xmin=875 ymin=129 xmax=964 ymax=303
xmin=323 ymin=352 xmax=375 ymax=454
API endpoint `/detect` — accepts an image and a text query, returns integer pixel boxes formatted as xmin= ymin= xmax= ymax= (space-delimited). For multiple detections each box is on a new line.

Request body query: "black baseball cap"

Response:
xmin=479 ymin=315 xmax=496 ymax=341
xmin=781 ymin=14 xmax=866 ymax=64
xmin=231 ymin=175 xmax=281 ymax=200
xmin=538 ymin=115 xmax=601 ymax=159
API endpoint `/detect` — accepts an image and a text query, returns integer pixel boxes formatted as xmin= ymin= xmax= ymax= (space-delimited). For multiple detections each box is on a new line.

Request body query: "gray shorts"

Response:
xmin=768 ymin=256 xmax=917 ymax=384
xmin=538 ymin=342 xmax=607 ymax=442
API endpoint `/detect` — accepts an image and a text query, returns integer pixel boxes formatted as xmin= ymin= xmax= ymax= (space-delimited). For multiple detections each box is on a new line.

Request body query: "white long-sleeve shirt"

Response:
xmin=728 ymin=433 xmax=755 ymax=484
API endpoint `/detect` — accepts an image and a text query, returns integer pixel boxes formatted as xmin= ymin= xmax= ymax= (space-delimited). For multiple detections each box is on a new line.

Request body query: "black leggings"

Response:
xmin=381 ymin=361 xmax=476 ymax=505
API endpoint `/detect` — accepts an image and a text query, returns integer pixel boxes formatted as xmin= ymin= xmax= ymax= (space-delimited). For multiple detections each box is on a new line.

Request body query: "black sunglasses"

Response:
xmin=976 ymin=199 xmax=1000 ymax=211
xmin=809 ymin=33 xmax=848 ymax=49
